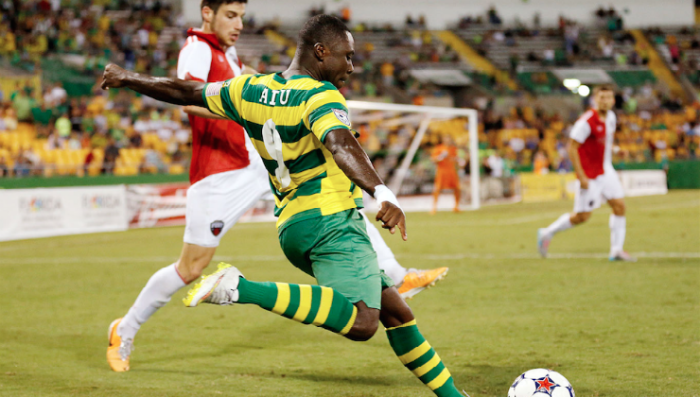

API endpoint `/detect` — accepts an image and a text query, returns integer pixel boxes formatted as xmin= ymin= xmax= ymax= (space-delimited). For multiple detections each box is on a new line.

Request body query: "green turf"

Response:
xmin=1 ymin=191 xmax=698 ymax=397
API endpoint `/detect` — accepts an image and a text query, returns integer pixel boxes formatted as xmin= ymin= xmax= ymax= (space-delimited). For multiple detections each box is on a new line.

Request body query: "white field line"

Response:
xmin=0 ymin=200 xmax=696 ymax=257
xmin=424 ymin=199 xmax=700 ymax=227
xmin=0 ymin=252 xmax=697 ymax=266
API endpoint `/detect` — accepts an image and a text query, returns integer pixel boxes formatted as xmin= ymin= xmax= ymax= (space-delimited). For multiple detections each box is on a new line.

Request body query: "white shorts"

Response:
xmin=573 ymin=171 xmax=624 ymax=213
xmin=183 ymin=160 xmax=270 ymax=247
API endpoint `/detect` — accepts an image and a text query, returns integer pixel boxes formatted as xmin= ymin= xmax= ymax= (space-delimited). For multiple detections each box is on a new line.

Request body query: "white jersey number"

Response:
xmin=262 ymin=119 xmax=291 ymax=189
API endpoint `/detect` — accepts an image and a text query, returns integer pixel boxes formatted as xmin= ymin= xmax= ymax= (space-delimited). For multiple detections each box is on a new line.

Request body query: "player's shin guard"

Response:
xmin=236 ymin=279 xmax=358 ymax=335
xmin=386 ymin=320 xmax=462 ymax=397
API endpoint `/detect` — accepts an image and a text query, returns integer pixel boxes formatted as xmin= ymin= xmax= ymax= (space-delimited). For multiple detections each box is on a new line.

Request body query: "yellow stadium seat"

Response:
xmin=169 ymin=164 xmax=186 ymax=175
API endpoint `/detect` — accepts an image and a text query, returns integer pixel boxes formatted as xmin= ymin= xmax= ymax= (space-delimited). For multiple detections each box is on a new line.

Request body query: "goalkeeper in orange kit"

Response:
xmin=431 ymin=135 xmax=461 ymax=214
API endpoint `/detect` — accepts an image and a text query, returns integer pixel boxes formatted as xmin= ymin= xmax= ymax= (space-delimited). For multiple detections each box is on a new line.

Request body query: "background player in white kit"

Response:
xmin=107 ymin=0 xmax=447 ymax=372
xmin=537 ymin=85 xmax=635 ymax=262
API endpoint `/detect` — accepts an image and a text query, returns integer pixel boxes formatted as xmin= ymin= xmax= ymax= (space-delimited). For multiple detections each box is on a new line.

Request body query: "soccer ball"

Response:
xmin=508 ymin=368 xmax=575 ymax=397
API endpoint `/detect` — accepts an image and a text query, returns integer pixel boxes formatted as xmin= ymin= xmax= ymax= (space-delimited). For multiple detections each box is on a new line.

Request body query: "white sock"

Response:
xmin=609 ymin=215 xmax=626 ymax=256
xmin=118 ymin=264 xmax=186 ymax=341
xmin=542 ymin=213 xmax=574 ymax=238
xmin=360 ymin=212 xmax=408 ymax=286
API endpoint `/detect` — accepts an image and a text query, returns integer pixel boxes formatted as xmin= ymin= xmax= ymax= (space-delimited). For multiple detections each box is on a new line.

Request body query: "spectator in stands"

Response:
xmin=8 ymin=83 xmax=23 ymax=102
xmin=533 ymin=150 xmax=550 ymax=174
xmin=542 ymin=47 xmax=555 ymax=65
xmin=380 ymin=61 xmax=395 ymax=87
xmin=599 ymin=36 xmax=614 ymax=59
xmin=487 ymin=6 xmax=502 ymax=25
xmin=142 ymin=147 xmax=167 ymax=174
xmin=55 ymin=111 xmax=71 ymax=142
xmin=0 ymin=151 xmax=9 ymax=177
xmin=405 ymin=15 xmax=415 ymax=28
xmin=12 ymin=88 xmax=36 ymax=122
xmin=564 ymin=22 xmax=580 ymax=56
xmin=487 ymin=151 xmax=504 ymax=177
xmin=129 ymin=129 xmax=143 ymax=149
xmin=102 ymin=136 xmax=119 ymax=174
xmin=13 ymin=150 xmax=31 ymax=177
xmin=509 ymin=52 xmax=519 ymax=77
xmin=67 ymin=131 xmax=82 ymax=150
xmin=69 ymin=106 xmax=83 ymax=132
xmin=3 ymin=107 xmax=17 ymax=131
xmin=31 ymin=102 xmax=53 ymax=132
xmin=50 ymin=82 xmax=68 ymax=108
xmin=21 ymin=148 xmax=41 ymax=176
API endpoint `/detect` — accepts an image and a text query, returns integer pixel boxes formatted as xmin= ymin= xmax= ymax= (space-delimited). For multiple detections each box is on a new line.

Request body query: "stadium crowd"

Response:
xmin=0 ymin=2 xmax=698 ymax=181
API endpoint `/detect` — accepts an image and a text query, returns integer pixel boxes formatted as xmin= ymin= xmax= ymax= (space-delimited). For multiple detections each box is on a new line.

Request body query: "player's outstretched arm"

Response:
xmin=182 ymin=106 xmax=227 ymax=120
xmin=324 ymin=129 xmax=407 ymax=241
xmin=101 ymin=64 xmax=206 ymax=108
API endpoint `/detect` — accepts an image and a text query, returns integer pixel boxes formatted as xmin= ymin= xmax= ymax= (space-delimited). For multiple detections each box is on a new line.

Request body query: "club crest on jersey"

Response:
xmin=332 ymin=109 xmax=351 ymax=126
xmin=210 ymin=220 xmax=224 ymax=236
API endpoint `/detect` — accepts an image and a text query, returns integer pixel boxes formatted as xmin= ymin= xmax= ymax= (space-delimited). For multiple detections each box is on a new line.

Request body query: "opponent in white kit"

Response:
xmin=537 ymin=84 xmax=635 ymax=262
xmin=107 ymin=0 xmax=447 ymax=372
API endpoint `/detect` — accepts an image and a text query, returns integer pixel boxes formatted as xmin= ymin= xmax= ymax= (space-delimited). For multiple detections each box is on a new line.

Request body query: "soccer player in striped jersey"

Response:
xmin=107 ymin=0 xmax=447 ymax=374
xmin=102 ymin=15 xmax=466 ymax=397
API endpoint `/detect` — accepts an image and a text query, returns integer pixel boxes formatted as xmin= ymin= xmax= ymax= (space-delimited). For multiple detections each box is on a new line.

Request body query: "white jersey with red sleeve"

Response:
xmin=569 ymin=109 xmax=616 ymax=179
xmin=177 ymin=29 xmax=250 ymax=185
xmin=177 ymin=37 xmax=212 ymax=82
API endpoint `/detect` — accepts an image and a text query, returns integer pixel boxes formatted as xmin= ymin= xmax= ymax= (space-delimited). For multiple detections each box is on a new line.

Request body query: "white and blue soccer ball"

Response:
xmin=508 ymin=368 xmax=575 ymax=397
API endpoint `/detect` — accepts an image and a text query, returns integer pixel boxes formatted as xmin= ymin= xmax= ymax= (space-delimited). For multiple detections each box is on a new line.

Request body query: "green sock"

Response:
xmin=386 ymin=320 xmax=462 ymax=397
xmin=236 ymin=278 xmax=358 ymax=335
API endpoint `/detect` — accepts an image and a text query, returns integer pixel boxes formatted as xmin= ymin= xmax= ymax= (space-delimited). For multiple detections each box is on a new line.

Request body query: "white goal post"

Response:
xmin=346 ymin=100 xmax=480 ymax=210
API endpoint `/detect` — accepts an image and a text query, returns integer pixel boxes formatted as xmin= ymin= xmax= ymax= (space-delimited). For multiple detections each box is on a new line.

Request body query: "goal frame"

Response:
xmin=346 ymin=100 xmax=480 ymax=210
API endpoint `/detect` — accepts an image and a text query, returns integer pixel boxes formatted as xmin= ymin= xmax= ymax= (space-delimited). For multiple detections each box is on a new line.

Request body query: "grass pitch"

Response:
xmin=0 ymin=191 xmax=698 ymax=397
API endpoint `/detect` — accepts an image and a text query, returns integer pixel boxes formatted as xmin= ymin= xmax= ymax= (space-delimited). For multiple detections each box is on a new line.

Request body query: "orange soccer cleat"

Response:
xmin=107 ymin=318 xmax=132 ymax=372
xmin=398 ymin=267 xmax=449 ymax=299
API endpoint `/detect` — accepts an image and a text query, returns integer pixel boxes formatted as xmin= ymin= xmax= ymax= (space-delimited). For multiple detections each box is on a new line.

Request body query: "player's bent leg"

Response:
xmin=345 ymin=301 xmax=380 ymax=341
xmin=109 ymin=260 xmax=187 ymax=371
xmin=183 ymin=264 xmax=369 ymax=338
xmin=175 ymin=243 xmax=217 ymax=283
xmin=539 ymin=213 xmax=576 ymax=258
xmin=109 ymin=168 xmax=268 ymax=372
xmin=570 ymin=211 xmax=591 ymax=225
xmin=540 ymin=175 xmax=604 ymax=256
xmin=381 ymin=287 xmax=465 ymax=397
xmin=185 ymin=209 xmax=391 ymax=340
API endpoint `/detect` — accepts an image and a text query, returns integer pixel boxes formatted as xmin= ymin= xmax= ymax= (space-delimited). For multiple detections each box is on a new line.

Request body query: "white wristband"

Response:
xmin=373 ymin=185 xmax=401 ymax=209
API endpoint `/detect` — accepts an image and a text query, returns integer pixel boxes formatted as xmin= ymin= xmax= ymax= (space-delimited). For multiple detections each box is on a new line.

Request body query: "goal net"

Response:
xmin=347 ymin=100 xmax=483 ymax=212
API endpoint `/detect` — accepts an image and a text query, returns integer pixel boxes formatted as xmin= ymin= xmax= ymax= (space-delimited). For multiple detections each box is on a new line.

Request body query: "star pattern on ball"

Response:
xmin=535 ymin=375 xmax=557 ymax=393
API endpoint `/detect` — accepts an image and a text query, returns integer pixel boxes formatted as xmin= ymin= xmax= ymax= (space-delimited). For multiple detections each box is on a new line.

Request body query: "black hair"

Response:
xmin=593 ymin=84 xmax=614 ymax=95
xmin=201 ymin=0 xmax=247 ymax=13
xmin=298 ymin=14 xmax=350 ymax=51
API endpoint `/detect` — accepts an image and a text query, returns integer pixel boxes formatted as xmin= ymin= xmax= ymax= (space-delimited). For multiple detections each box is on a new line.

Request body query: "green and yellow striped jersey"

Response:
xmin=202 ymin=73 xmax=363 ymax=230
